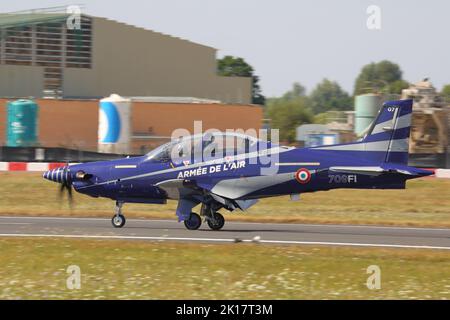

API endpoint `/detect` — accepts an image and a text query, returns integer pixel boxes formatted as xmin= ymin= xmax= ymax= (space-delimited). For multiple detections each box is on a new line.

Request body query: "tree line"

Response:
xmin=218 ymin=56 xmax=450 ymax=143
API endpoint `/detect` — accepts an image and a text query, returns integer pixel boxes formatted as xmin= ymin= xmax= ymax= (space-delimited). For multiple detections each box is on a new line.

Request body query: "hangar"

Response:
xmin=0 ymin=10 xmax=252 ymax=103
xmin=0 ymin=9 xmax=262 ymax=158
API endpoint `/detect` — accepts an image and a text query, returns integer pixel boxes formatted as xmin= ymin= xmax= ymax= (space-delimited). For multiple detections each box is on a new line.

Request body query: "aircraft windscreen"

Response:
xmin=145 ymin=141 xmax=175 ymax=162
xmin=145 ymin=132 xmax=264 ymax=163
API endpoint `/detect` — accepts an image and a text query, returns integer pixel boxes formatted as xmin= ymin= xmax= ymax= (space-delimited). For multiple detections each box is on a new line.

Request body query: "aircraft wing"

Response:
xmin=154 ymin=179 xmax=201 ymax=199
xmin=155 ymin=179 xmax=258 ymax=212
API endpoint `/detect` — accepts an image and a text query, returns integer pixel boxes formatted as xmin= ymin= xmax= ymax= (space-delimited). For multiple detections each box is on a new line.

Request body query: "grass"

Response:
xmin=0 ymin=238 xmax=449 ymax=300
xmin=0 ymin=173 xmax=449 ymax=227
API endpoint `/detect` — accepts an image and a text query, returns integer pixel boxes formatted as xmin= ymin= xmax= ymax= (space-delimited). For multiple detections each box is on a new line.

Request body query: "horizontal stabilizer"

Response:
xmin=330 ymin=166 xmax=385 ymax=176
xmin=329 ymin=166 xmax=426 ymax=177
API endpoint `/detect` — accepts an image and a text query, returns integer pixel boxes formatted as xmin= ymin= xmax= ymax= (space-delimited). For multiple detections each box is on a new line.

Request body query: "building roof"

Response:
xmin=0 ymin=13 xmax=70 ymax=29
xmin=0 ymin=11 xmax=216 ymax=50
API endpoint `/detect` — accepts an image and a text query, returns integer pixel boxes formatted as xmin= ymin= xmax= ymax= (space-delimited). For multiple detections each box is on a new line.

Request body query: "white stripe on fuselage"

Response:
xmin=115 ymin=165 xmax=137 ymax=169
xmin=275 ymin=162 xmax=321 ymax=166
xmin=314 ymin=138 xmax=408 ymax=152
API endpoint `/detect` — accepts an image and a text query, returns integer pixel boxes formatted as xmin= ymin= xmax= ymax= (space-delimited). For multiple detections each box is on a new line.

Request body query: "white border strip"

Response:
xmin=27 ymin=163 xmax=50 ymax=172
xmin=0 ymin=162 xmax=8 ymax=171
xmin=436 ymin=169 xmax=450 ymax=179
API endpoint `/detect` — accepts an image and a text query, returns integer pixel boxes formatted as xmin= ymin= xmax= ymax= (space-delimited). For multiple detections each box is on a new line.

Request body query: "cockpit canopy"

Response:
xmin=145 ymin=132 xmax=269 ymax=164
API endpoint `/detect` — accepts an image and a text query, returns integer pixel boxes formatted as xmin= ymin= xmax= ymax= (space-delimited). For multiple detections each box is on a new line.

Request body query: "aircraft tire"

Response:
xmin=207 ymin=212 xmax=225 ymax=231
xmin=112 ymin=214 xmax=126 ymax=228
xmin=184 ymin=212 xmax=202 ymax=230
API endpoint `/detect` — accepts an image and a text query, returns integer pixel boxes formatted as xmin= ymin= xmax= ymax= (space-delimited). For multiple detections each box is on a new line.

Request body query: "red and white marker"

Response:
xmin=295 ymin=168 xmax=311 ymax=184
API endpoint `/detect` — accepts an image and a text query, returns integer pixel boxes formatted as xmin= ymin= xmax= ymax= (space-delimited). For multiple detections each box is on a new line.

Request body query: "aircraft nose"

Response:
xmin=43 ymin=166 xmax=69 ymax=184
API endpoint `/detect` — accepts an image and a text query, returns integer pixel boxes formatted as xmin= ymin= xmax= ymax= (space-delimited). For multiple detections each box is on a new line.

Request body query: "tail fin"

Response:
xmin=312 ymin=99 xmax=412 ymax=165
xmin=362 ymin=99 xmax=412 ymax=165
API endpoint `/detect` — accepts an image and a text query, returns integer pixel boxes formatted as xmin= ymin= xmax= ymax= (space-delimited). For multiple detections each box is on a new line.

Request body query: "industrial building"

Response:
xmin=0 ymin=9 xmax=261 ymax=161
xmin=0 ymin=97 xmax=263 ymax=156
xmin=296 ymin=81 xmax=450 ymax=167
xmin=0 ymin=10 xmax=252 ymax=103
xmin=402 ymin=80 xmax=449 ymax=153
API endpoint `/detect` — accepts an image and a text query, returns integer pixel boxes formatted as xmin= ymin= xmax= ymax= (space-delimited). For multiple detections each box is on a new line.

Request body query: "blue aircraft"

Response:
xmin=43 ymin=99 xmax=432 ymax=231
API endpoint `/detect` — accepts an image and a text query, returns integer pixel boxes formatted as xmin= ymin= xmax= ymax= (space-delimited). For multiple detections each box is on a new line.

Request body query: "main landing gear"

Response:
xmin=183 ymin=204 xmax=226 ymax=231
xmin=112 ymin=201 xmax=126 ymax=228
xmin=207 ymin=212 xmax=225 ymax=231
xmin=184 ymin=212 xmax=202 ymax=230
xmin=183 ymin=210 xmax=225 ymax=231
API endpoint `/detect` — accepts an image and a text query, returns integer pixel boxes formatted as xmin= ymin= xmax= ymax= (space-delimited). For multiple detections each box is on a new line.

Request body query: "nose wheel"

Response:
xmin=112 ymin=201 xmax=126 ymax=228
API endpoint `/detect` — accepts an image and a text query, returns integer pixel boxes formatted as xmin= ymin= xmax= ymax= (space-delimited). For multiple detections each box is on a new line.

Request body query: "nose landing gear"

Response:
xmin=112 ymin=201 xmax=126 ymax=228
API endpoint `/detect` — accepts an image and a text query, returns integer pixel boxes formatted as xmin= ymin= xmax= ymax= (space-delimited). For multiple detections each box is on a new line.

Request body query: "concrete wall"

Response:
xmin=0 ymin=65 xmax=44 ymax=98
xmin=0 ymin=99 xmax=263 ymax=154
xmin=63 ymin=17 xmax=252 ymax=104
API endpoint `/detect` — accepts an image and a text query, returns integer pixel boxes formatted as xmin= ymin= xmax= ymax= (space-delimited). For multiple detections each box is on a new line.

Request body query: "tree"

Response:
xmin=282 ymin=82 xmax=306 ymax=101
xmin=313 ymin=112 xmax=330 ymax=124
xmin=354 ymin=60 xmax=407 ymax=95
xmin=266 ymin=96 xmax=313 ymax=143
xmin=217 ymin=56 xmax=265 ymax=105
xmin=387 ymin=79 xmax=410 ymax=95
xmin=309 ymin=79 xmax=352 ymax=114
xmin=442 ymin=84 xmax=450 ymax=103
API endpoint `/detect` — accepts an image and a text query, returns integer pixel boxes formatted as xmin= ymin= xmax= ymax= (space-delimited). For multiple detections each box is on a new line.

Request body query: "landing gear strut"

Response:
xmin=201 ymin=204 xmax=225 ymax=231
xmin=112 ymin=201 xmax=126 ymax=228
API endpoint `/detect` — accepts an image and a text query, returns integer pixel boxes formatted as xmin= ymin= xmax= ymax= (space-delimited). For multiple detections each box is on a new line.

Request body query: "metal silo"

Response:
xmin=98 ymin=94 xmax=131 ymax=154
xmin=6 ymin=99 xmax=39 ymax=147
xmin=354 ymin=94 xmax=381 ymax=135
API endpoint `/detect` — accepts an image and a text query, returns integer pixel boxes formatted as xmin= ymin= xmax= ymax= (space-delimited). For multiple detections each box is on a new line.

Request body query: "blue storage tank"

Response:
xmin=98 ymin=94 xmax=131 ymax=154
xmin=6 ymin=99 xmax=39 ymax=147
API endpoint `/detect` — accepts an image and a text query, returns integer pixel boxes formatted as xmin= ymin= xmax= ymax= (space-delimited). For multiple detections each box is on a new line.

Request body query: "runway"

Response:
xmin=0 ymin=216 xmax=450 ymax=250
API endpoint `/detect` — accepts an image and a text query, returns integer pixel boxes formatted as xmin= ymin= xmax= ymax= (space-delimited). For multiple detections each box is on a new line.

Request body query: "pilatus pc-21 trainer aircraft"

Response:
xmin=44 ymin=99 xmax=432 ymax=231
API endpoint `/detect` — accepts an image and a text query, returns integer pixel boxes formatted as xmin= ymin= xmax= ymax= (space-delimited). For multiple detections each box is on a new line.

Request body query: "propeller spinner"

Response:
xmin=43 ymin=166 xmax=75 ymax=205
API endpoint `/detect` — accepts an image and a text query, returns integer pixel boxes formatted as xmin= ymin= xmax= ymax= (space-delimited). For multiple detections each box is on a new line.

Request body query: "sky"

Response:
xmin=1 ymin=0 xmax=449 ymax=97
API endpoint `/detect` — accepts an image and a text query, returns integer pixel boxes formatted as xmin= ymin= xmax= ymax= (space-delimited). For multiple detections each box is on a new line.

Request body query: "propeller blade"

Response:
xmin=59 ymin=183 xmax=65 ymax=199
xmin=58 ymin=165 xmax=74 ymax=208
xmin=67 ymin=184 xmax=73 ymax=207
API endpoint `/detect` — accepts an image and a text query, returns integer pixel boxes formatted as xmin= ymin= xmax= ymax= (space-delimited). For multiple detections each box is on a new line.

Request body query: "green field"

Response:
xmin=1 ymin=173 xmax=449 ymax=300
xmin=0 ymin=238 xmax=449 ymax=300
xmin=1 ymin=173 xmax=449 ymax=227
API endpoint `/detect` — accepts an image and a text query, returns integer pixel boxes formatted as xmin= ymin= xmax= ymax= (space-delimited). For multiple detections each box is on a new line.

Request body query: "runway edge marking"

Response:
xmin=0 ymin=233 xmax=449 ymax=250
xmin=0 ymin=216 xmax=449 ymax=232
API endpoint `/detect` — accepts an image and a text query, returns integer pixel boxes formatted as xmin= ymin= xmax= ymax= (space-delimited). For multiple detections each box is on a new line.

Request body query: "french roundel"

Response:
xmin=295 ymin=168 xmax=311 ymax=184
